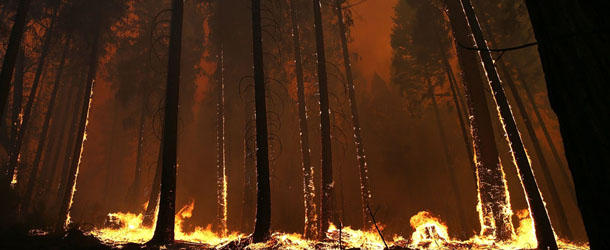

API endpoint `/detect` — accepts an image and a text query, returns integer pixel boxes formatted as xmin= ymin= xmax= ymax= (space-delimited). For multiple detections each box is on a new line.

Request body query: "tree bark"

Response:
xmin=524 ymin=1 xmax=610 ymax=249
xmin=443 ymin=0 xmax=514 ymax=241
xmin=460 ymin=0 xmax=558 ymax=248
xmin=56 ymin=23 xmax=101 ymax=233
xmin=22 ymin=32 xmax=72 ymax=213
xmin=334 ymin=0 xmax=371 ymax=230
xmin=149 ymin=0 xmax=183 ymax=244
xmin=312 ymin=0 xmax=336 ymax=238
xmin=0 ymin=0 xmax=31 ymax=126
xmin=251 ymin=0 xmax=271 ymax=243
xmin=289 ymin=0 xmax=316 ymax=238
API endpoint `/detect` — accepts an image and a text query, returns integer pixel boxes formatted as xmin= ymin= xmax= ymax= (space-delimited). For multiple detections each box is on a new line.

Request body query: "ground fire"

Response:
xmin=1 ymin=0 xmax=607 ymax=249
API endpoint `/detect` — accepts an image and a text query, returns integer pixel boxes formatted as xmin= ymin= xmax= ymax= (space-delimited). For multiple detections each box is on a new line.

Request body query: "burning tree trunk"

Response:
xmin=459 ymin=0 xmax=558 ymax=248
xmin=443 ymin=0 xmax=514 ymax=241
xmin=250 ymin=0 xmax=271 ymax=242
xmin=22 ymin=32 xmax=72 ymax=213
xmin=425 ymin=76 xmax=468 ymax=235
xmin=4 ymin=7 xmax=58 ymax=190
xmin=480 ymin=18 xmax=573 ymax=239
xmin=0 ymin=0 xmax=31 ymax=125
xmin=312 ymin=0 xmax=336 ymax=237
xmin=142 ymin=141 xmax=162 ymax=227
xmin=334 ymin=0 xmax=371 ymax=229
xmin=126 ymin=94 xmax=147 ymax=212
xmin=289 ymin=0 xmax=316 ymax=238
xmin=56 ymin=23 xmax=102 ymax=233
xmin=215 ymin=41 xmax=228 ymax=236
xmin=524 ymin=1 xmax=610 ymax=249
xmin=149 ymin=0 xmax=183 ymax=244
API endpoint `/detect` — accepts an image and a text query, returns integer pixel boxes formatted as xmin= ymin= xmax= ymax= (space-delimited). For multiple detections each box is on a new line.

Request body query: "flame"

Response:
xmin=90 ymin=203 xmax=588 ymax=249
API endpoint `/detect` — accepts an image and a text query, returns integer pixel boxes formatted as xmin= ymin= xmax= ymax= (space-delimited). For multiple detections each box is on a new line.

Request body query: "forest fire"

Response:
xmin=1 ymin=0 xmax=605 ymax=249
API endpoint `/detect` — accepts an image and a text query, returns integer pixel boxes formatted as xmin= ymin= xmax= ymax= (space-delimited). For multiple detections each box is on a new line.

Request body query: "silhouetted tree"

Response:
xmin=524 ymin=1 xmax=610 ymax=249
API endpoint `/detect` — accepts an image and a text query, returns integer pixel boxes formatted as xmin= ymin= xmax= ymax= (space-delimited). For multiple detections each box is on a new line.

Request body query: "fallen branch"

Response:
xmin=366 ymin=203 xmax=389 ymax=250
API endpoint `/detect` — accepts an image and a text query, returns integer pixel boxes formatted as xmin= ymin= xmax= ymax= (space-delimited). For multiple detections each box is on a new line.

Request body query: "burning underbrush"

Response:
xmin=79 ymin=202 xmax=590 ymax=250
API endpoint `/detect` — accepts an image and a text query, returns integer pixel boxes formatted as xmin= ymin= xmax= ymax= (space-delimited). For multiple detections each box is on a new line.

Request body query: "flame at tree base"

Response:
xmin=88 ymin=202 xmax=589 ymax=250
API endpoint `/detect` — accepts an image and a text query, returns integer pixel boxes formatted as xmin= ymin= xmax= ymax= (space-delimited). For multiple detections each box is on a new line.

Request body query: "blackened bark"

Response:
xmin=443 ymin=0 xmax=514 ymax=241
xmin=149 ymin=0 xmax=183 ymax=244
xmin=56 ymin=24 xmax=101 ymax=233
xmin=460 ymin=0 xmax=557 ymax=248
xmin=334 ymin=0 xmax=371 ymax=229
xmin=8 ymin=50 xmax=24 ymax=162
xmin=142 ymin=141 xmax=162 ymax=227
xmin=289 ymin=0 xmax=316 ymax=238
xmin=251 ymin=0 xmax=271 ymax=243
xmin=215 ymin=43 xmax=227 ymax=236
xmin=126 ymin=95 xmax=147 ymax=212
xmin=524 ymin=1 xmax=610 ymax=249
xmin=0 ymin=0 xmax=31 ymax=126
xmin=312 ymin=0 xmax=336 ymax=237
xmin=23 ymin=32 xmax=72 ymax=213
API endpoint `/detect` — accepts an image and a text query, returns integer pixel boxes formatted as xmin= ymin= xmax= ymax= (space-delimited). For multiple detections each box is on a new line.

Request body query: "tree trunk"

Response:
xmin=425 ymin=76 xmax=469 ymax=236
xmin=55 ymin=24 xmax=101 ymax=233
xmin=0 ymin=0 xmax=31 ymax=125
xmin=289 ymin=0 xmax=316 ymax=238
xmin=479 ymin=17 xmax=574 ymax=239
xmin=22 ymin=32 xmax=72 ymax=213
xmin=460 ymin=0 xmax=557 ymax=248
xmin=149 ymin=0 xmax=183 ymax=244
xmin=524 ymin=1 xmax=610 ymax=248
xmin=250 ymin=0 xmax=271 ymax=243
xmin=4 ymin=9 xmax=58 ymax=190
xmin=8 ymin=50 xmax=24 ymax=166
xmin=215 ymin=42 xmax=228 ymax=236
xmin=334 ymin=0 xmax=371 ymax=230
xmin=142 ymin=141 xmax=162 ymax=227
xmin=126 ymin=95 xmax=147 ymax=212
xmin=311 ymin=0 xmax=336 ymax=238
xmin=443 ymin=0 xmax=514 ymax=241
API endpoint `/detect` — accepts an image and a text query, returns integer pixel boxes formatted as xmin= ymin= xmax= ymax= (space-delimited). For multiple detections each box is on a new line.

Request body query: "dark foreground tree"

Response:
xmin=524 ymin=1 xmax=610 ymax=249
xmin=149 ymin=0 xmax=184 ymax=245
xmin=0 ymin=0 xmax=31 ymax=127
xmin=443 ymin=0 xmax=514 ymax=241
xmin=459 ymin=0 xmax=558 ymax=248
xmin=250 ymin=0 xmax=271 ymax=243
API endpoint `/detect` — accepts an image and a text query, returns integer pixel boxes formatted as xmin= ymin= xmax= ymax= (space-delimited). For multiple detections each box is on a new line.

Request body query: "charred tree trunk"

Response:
xmin=22 ymin=32 xmax=72 ymax=213
xmin=4 ymin=9 xmax=58 ymax=190
xmin=149 ymin=0 xmax=183 ymax=244
xmin=142 ymin=141 xmax=162 ymax=227
xmin=443 ymin=0 xmax=514 ymax=241
xmin=481 ymin=19 xmax=573 ymax=239
xmin=312 ymin=0 xmax=336 ymax=237
xmin=425 ymin=76 xmax=469 ymax=236
xmin=8 ymin=50 xmax=24 ymax=163
xmin=334 ymin=0 xmax=371 ymax=229
xmin=289 ymin=0 xmax=316 ymax=238
xmin=460 ymin=0 xmax=557 ymax=248
xmin=56 ymin=24 xmax=101 ymax=232
xmin=0 ymin=0 xmax=31 ymax=125
xmin=251 ymin=0 xmax=271 ymax=243
xmin=126 ymin=95 xmax=147 ymax=212
xmin=524 ymin=1 xmax=610 ymax=249
xmin=215 ymin=44 xmax=228 ymax=236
